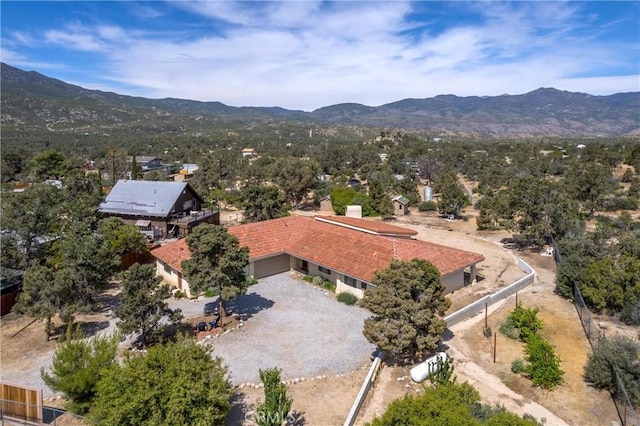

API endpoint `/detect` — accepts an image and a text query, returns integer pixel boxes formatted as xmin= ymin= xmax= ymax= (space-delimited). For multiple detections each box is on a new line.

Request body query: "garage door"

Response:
xmin=253 ymin=254 xmax=291 ymax=279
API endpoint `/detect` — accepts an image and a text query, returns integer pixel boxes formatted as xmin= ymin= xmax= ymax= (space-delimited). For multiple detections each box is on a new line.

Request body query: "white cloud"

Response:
xmin=7 ymin=1 xmax=637 ymax=110
xmin=45 ymin=29 xmax=104 ymax=52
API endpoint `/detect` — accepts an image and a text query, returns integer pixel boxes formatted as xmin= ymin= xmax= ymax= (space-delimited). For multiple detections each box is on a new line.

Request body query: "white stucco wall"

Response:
xmin=155 ymin=260 xmax=193 ymax=298
xmin=441 ymin=269 xmax=465 ymax=294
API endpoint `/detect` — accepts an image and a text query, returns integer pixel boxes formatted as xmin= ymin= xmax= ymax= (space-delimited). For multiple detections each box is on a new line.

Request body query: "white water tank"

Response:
xmin=410 ymin=352 xmax=448 ymax=383
xmin=424 ymin=186 xmax=433 ymax=201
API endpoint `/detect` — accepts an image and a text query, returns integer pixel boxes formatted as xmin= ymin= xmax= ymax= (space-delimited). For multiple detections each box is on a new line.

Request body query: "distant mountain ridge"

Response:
xmin=2 ymin=62 xmax=639 ymax=137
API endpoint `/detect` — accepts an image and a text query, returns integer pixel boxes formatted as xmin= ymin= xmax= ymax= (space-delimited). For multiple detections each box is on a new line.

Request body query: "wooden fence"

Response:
xmin=1 ymin=381 xmax=42 ymax=423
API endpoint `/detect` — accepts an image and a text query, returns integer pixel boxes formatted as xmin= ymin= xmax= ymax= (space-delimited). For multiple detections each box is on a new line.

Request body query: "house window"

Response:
xmin=163 ymin=262 xmax=172 ymax=274
xmin=344 ymin=276 xmax=357 ymax=287
xmin=318 ymin=266 xmax=332 ymax=275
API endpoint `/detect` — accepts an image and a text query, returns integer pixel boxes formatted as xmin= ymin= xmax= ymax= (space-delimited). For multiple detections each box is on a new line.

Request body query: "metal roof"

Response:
xmin=99 ymin=180 xmax=192 ymax=217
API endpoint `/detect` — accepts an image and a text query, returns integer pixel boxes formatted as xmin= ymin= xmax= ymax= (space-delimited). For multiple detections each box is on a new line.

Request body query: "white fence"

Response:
xmin=444 ymin=258 xmax=535 ymax=327
xmin=343 ymin=257 xmax=535 ymax=424
xmin=343 ymin=353 xmax=383 ymax=426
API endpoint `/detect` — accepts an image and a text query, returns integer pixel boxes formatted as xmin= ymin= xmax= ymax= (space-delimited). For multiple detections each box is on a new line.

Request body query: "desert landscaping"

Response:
xmin=1 ymin=209 xmax=629 ymax=425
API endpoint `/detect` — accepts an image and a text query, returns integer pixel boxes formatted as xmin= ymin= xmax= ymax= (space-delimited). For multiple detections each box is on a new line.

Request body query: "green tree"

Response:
xmin=434 ymin=169 xmax=470 ymax=219
xmin=115 ymin=263 xmax=183 ymax=347
xmin=240 ymin=185 xmax=290 ymax=223
xmin=368 ymin=179 xmax=394 ymax=218
xmin=368 ymin=381 xmax=539 ymax=426
xmin=584 ymin=335 xmax=640 ymax=404
xmin=29 ymin=149 xmax=71 ymax=180
xmin=98 ymin=218 xmax=148 ymax=258
xmin=522 ymin=334 xmax=564 ymax=390
xmin=0 ymin=184 xmax=61 ymax=268
xmin=565 ymin=161 xmax=615 ymax=216
xmin=272 ymin=157 xmax=320 ymax=208
xmin=361 ymin=259 xmax=451 ymax=362
xmin=181 ymin=224 xmax=250 ymax=318
xmin=255 ymin=368 xmax=293 ymax=426
xmin=41 ymin=325 xmax=119 ymax=414
xmin=90 ymin=337 xmax=233 ymax=425
xmin=394 ymin=173 xmax=421 ymax=206
xmin=130 ymin=156 xmax=140 ymax=180
xmin=329 ymin=187 xmax=359 ymax=215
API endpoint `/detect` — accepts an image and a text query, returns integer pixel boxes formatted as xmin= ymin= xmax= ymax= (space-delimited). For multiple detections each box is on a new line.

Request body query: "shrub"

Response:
xmin=204 ymin=288 xmax=217 ymax=298
xmin=174 ymin=290 xmax=184 ymax=299
xmin=523 ymin=334 xmax=564 ymax=389
xmin=511 ymin=359 xmax=525 ymax=374
xmin=584 ymin=335 xmax=640 ymax=404
xmin=323 ymin=281 xmax=336 ymax=292
xmin=255 ymin=368 xmax=292 ymax=426
xmin=337 ymin=292 xmax=358 ymax=305
xmin=303 ymin=275 xmax=313 ymax=283
xmin=483 ymin=326 xmax=492 ymax=338
xmin=509 ymin=304 xmax=543 ymax=340
xmin=312 ymin=276 xmax=324 ymax=286
xmin=41 ymin=325 xmax=119 ymax=414
xmin=418 ymin=201 xmax=437 ymax=211
xmin=244 ymin=276 xmax=259 ymax=287
xmin=499 ymin=317 xmax=519 ymax=340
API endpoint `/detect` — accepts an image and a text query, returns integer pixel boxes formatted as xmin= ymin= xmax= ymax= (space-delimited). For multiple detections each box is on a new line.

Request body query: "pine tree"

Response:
xmin=115 ymin=263 xmax=183 ymax=347
xmin=361 ymin=259 xmax=451 ymax=362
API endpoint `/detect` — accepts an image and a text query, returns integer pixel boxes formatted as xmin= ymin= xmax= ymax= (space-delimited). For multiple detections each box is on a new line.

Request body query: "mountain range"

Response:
xmin=2 ymin=62 xmax=639 ymax=138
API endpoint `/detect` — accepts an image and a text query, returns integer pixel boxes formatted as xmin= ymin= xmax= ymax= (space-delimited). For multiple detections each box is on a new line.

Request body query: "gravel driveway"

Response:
xmin=195 ymin=273 xmax=376 ymax=385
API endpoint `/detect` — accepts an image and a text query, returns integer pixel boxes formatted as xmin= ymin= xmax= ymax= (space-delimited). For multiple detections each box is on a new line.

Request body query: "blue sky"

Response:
xmin=2 ymin=1 xmax=638 ymax=111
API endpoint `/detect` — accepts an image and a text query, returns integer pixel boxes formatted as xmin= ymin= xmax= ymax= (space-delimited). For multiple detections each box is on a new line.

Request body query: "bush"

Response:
xmin=511 ymin=359 xmax=525 ymax=374
xmin=499 ymin=317 xmax=519 ymax=340
xmin=584 ymin=335 xmax=640 ymax=404
xmin=244 ymin=276 xmax=259 ymax=287
xmin=303 ymin=275 xmax=313 ymax=283
xmin=509 ymin=304 xmax=543 ymax=340
xmin=312 ymin=276 xmax=324 ymax=286
xmin=337 ymin=292 xmax=358 ymax=305
xmin=255 ymin=368 xmax=292 ymax=426
xmin=41 ymin=325 xmax=119 ymax=414
xmin=483 ymin=326 xmax=492 ymax=338
xmin=523 ymin=334 xmax=564 ymax=390
xmin=204 ymin=288 xmax=217 ymax=298
xmin=418 ymin=201 xmax=437 ymax=211
xmin=174 ymin=290 xmax=184 ymax=299
xmin=323 ymin=281 xmax=336 ymax=292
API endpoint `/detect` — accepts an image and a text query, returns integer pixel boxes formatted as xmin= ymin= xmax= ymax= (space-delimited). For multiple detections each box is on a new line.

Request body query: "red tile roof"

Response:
xmin=314 ymin=216 xmax=418 ymax=237
xmin=151 ymin=216 xmax=484 ymax=282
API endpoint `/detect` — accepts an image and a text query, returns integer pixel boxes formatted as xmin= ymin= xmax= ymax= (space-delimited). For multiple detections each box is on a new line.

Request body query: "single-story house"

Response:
xmin=99 ymin=180 xmax=219 ymax=239
xmin=392 ymin=195 xmax=410 ymax=215
xmin=151 ymin=216 xmax=483 ymax=298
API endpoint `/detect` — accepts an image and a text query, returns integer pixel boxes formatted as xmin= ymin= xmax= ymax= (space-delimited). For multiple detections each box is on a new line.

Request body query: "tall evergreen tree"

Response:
xmin=361 ymin=259 xmax=451 ymax=362
xmin=116 ymin=263 xmax=183 ymax=347
xmin=181 ymin=224 xmax=250 ymax=318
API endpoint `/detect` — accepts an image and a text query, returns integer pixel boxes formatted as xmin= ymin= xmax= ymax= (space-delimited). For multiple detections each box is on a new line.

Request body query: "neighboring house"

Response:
xmin=172 ymin=163 xmax=199 ymax=182
xmin=151 ymin=216 xmax=483 ymax=298
xmin=99 ymin=180 xmax=219 ymax=239
xmin=392 ymin=195 xmax=410 ymax=215
xmin=127 ymin=156 xmax=173 ymax=176
xmin=1 ymin=269 xmax=23 ymax=316
xmin=242 ymin=148 xmax=257 ymax=158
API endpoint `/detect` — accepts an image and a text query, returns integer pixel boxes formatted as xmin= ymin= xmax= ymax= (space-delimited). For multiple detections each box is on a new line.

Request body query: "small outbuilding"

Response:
xmin=392 ymin=195 xmax=410 ymax=215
